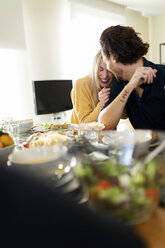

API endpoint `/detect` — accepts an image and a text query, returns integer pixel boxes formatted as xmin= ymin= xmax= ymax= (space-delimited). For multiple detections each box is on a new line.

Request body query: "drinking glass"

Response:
xmin=10 ymin=124 xmax=20 ymax=145
xmin=0 ymin=117 xmax=13 ymax=133
xmin=78 ymin=125 xmax=99 ymax=144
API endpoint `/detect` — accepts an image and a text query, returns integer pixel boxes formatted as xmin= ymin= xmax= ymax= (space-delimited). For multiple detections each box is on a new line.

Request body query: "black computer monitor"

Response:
xmin=33 ymin=80 xmax=73 ymax=115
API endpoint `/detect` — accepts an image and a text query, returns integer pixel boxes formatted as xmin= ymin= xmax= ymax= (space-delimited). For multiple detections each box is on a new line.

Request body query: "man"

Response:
xmin=98 ymin=25 xmax=165 ymax=130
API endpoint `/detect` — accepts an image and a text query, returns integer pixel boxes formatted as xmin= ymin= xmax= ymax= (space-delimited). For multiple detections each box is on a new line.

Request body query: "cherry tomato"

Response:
xmin=145 ymin=188 xmax=158 ymax=202
xmin=24 ymin=143 xmax=29 ymax=148
xmin=96 ymin=180 xmax=112 ymax=188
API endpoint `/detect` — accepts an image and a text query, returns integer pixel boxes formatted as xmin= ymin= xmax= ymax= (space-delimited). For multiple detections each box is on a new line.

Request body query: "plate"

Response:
xmin=31 ymin=124 xmax=78 ymax=137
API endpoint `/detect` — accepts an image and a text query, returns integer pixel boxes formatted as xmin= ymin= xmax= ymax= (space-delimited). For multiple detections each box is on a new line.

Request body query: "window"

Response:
xmin=0 ymin=48 xmax=32 ymax=120
xmin=69 ymin=0 xmax=126 ymax=82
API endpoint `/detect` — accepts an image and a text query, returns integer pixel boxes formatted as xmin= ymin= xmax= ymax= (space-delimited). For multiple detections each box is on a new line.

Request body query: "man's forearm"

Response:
xmin=98 ymin=84 xmax=133 ymax=129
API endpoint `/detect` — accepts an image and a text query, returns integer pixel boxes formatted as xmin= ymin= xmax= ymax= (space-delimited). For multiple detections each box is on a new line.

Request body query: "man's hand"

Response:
xmin=129 ymin=67 xmax=157 ymax=90
xmin=98 ymin=87 xmax=110 ymax=108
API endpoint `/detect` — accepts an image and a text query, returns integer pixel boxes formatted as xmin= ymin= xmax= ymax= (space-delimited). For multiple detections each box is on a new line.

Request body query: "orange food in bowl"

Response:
xmin=27 ymin=158 xmax=49 ymax=164
xmin=0 ymin=134 xmax=14 ymax=147
xmin=0 ymin=141 xmax=3 ymax=148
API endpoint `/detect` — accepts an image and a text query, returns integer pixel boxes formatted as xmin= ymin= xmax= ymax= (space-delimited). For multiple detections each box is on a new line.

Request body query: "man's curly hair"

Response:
xmin=100 ymin=25 xmax=149 ymax=65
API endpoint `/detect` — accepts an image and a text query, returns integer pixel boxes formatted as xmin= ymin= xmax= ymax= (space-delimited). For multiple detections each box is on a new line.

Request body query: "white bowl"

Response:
xmin=0 ymin=144 xmax=15 ymax=164
xmin=8 ymin=144 xmax=67 ymax=179
xmin=12 ymin=119 xmax=33 ymax=133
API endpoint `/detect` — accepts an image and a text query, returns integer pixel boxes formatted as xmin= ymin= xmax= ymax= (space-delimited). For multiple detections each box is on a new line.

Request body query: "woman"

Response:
xmin=71 ymin=50 xmax=114 ymax=124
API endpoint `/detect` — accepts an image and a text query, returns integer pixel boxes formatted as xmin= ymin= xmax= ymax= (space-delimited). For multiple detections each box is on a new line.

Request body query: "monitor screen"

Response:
xmin=33 ymin=80 xmax=73 ymax=115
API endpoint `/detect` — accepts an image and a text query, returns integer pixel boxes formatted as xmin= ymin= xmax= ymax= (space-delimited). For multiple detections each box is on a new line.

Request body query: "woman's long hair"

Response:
xmin=90 ymin=50 xmax=102 ymax=105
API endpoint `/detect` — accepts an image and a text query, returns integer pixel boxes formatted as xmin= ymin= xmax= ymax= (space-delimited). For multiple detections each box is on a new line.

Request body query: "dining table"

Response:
xmin=1 ymin=128 xmax=165 ymax=248
xmin=135 ymin=206 xmax=165 ymax=248
xmin=135 ymin=154 xmax=165 ymax=248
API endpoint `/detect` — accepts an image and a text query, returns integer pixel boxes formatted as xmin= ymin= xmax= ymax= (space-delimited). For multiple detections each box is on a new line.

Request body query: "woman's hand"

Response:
xmin=98 ymin=87 xmax=110 ymax=108
xmin=129 ymin=67 xmax=157 ymax=90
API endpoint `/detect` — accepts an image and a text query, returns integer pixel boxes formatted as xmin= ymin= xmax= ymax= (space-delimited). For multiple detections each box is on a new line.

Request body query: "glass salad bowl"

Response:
xmin=72 ymin=157 xmax=164 ymax=225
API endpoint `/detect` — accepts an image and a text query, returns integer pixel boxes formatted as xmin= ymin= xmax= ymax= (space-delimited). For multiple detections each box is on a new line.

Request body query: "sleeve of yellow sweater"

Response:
xmin=71 ymin=77 xmax=102 ymax=123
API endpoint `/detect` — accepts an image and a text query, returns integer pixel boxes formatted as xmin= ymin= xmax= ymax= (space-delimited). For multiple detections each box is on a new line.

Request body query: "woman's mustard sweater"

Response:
xmin=70 ymin=75 xmax=102 ymax=124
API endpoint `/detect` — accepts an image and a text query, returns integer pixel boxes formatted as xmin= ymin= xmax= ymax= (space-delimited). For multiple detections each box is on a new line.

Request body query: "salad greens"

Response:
xmin=73 ymin=158 xmax=164 ymax=224
xmin=44 ymin=122 xmax=53 ymax=130
xmin=43 ymin=122 xmax=70 ymax=130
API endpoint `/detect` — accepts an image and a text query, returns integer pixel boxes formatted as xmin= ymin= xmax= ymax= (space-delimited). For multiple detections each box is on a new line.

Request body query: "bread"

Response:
xmin=50 ymin=124 xmax=69 ymax=130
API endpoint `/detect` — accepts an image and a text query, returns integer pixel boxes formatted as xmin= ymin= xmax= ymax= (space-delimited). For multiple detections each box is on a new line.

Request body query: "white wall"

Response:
xmin=125 ymin=9 xmax=165 ymax=64
xmin=148 ymin=14 xmax=165 ymax=63
xmin=0 ymin=0 xmax=25 ymax=49
xmin=125 ymin=9 xmax=149 ymax=58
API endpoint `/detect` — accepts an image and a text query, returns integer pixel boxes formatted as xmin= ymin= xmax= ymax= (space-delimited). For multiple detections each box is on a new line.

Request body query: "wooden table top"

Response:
xmin=134 ymin=153 xmax=165 ymax=248
xmin=135 ymin=206 xmax=165 ymax=248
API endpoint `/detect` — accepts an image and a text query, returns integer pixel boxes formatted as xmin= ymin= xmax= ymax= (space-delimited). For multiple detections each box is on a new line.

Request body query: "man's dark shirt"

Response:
xmin=104 ymin=58 xmax=165 ymax=130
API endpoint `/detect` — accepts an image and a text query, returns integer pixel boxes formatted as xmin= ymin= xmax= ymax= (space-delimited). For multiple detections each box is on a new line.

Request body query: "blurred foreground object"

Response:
xmin=73 ymin=158 xmax=164 ymax=225
xmin=0 ymin=166 xmax=147 ymax=248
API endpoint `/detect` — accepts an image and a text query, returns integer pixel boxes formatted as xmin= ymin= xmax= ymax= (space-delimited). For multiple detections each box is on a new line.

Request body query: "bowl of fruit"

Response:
xmin=0 ymin=129 xmax=15 ymax=164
